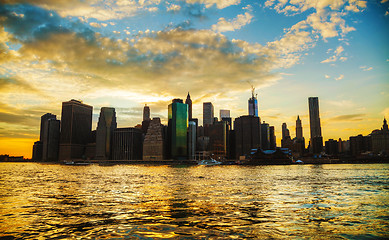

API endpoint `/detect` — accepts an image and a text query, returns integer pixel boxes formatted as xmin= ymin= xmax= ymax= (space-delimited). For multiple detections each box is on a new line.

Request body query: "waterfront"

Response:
xmin=0 ymin=163 xmax=388 ymax=239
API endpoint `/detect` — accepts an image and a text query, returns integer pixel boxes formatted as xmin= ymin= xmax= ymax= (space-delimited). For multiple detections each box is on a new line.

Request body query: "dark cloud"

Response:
xmin=0 ymin=75 xmax=41 ymax=94
xmin=0 ymin=4 xmax=94 ymax=43
xmin=330 ymin=114 xmax=366 ymax=122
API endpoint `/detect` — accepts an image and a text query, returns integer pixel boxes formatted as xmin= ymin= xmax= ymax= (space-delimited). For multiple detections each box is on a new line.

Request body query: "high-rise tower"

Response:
xmin=248 ymin=87 xmax=258 ymax=117
xmin=143 ymin=104 xmax=150 ymax=121
xmin=95 ymin=107 xmax=117 ymax=160
xmin=185 ymin=92 xmax=192 ymax=121
xmin=168 ymin=99 xmax=188 ymax=159
xmin=308 ymin=97 xmax=323 ymax=153
xmin=59 ymin=99 xmax=93 ymax=160
xmin=296 ymin=115 xmax=303 ymax=140
xmin=203 ymin=102 xmax=214 ymax=126
xmin=282 ymin=123 xmax=290 ymax=140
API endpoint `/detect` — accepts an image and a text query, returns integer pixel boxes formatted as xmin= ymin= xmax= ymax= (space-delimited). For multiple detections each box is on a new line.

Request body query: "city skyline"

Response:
xmin=0 ymin=0 xmax=388 ymax=158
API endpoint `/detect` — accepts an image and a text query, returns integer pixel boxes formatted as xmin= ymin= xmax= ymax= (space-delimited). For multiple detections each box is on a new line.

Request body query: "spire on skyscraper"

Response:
xmin=185 ymin=92 xmax=192 ymax=121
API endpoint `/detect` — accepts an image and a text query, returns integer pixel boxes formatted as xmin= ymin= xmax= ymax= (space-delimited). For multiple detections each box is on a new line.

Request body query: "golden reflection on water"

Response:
xmin=0 ymin=163 xmax=388 ymax=239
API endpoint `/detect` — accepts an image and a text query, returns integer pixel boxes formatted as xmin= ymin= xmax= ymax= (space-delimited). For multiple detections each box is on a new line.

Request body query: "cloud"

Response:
xmin=335 ymin=74 xmax=344 ymax=81
xmin=89 ymin=22 xmax=101 ymax=28
xmin=212 ymin=12 xmax=253 ymax=32
xmin=321 ymin=45 xmax=346 ymax=63
xmin=325 ymin=74 xmax=330 ymax=79
xmin=167 ymin=4 xmax=181 ymax=12
xmin=330 ymin=114 xmax=366 ymax=122
xmin=360 ymin=66 xmax=373 ymax=71
xmin=185 ymin=0 xmax=241 ymax=9
xmin=321 ymin=55 xmax=337 ymax=63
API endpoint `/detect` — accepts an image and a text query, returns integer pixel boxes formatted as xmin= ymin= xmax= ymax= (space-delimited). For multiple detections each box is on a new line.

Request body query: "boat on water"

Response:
xmin=198 ymin=158 xmax=222 ymax=166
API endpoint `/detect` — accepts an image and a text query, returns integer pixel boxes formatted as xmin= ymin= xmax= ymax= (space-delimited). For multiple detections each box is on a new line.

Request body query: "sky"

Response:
xmin=0 ymin=0 xmax=388 ymax=158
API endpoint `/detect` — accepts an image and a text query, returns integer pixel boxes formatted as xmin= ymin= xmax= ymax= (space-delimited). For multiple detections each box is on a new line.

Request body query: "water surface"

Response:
xmin=0 ymin=163 xmax=388 ymax=239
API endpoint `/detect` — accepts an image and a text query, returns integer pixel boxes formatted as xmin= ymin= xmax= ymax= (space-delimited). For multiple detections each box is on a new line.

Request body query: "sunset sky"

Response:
xmin=0 ymin=0 xmax=388 ymax=158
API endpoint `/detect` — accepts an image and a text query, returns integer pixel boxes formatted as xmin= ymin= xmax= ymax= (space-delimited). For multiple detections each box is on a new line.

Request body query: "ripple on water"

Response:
xmin=0 ymin=163 xmax=388 ymax=239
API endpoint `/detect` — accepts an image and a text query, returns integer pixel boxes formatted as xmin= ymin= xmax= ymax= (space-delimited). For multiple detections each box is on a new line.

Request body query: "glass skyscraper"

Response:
xmin=308 ymin=97 xmax=323 ymax=154
xmin=96 ymin=107 xmax=117 ymax=160
xmin=168 ymin=99 xmax=188 ymax=159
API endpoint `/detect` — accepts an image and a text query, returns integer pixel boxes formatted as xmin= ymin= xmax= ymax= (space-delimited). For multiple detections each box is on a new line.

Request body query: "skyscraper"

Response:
xmin=248 ymin=88 xmax=258 ymax=117
xmin=95 ymin=107 xmax=117 ymax=160
xmin=40 ymin=113 xmax=56 ymax=141
xmin=143 ymin=118 xmax=164 ymax=161
xmin=269 ymin=126 xmax=276 ymax=150
xmin=261 ymin=121 xmax=270 ymax=150
xmin=234 ymin=115 xmax=261 ymax=159
xmin=188 ymin=121 xmax=196 ymax=160
xmin=168 ymin=99 xmax=188 ymax=159
xmin=42 ymin=118 xmax=60 ymax=161
xmin=308 ymin=97 xmax=323 ymax=153
xmin=203 ymin=102 xmax=214 ymax=126
xmin=143 ymin=104 xmax=150 ymax=121
xmin=185 ymin=92 xmax=192 ymax=121
xmin=282 ymin=123 xmax=290 ymax=140
xmin=111 ymin=128 xmax=143 ymax=160
xmin=220 ymin=109 xmax=230 ymax=119
xmin=59 ymin=99 xmax=93 ymax=160
xmin=296 ymin=115 xmax=303 ymax=140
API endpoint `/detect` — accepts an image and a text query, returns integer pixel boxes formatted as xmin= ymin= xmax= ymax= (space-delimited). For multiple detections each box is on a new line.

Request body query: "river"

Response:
xmin=0 ymin=163 xmax=388 ymax=239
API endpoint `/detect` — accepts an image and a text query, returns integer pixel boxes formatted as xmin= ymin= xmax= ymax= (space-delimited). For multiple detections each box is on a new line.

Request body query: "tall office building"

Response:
xmin=294 ymin=116 xmax=305 ymax=156
xmin=168 ymin=99 xmax=188 ymax=159
xmin=95 ymin=107 xmax=117 ymax=160
xmin=203 ymin=102 xmax=214 ymax=126
xmin=204 ymin=121 xmax=227 ymax=158
xmin=40 ymin=113 xmax=56 ymax=141
xmin=185 ymin=92 xmax=192 ymax=121
xmin=143 ymin=118 xmax=164 ymax=161
xmin=220 ymin=109 xmax=230 ymax=119
xmin=59 ymin=99 xmax=93 ymax=160
xmin=188 ymin=121 xmax=196 ymax=160
xmin=282 ymin=123 xmax=290 ymax=140
xmin=296 ymin=115 xmax=303 ymax=140
xmin=143 ymin=104 xmax=150 ymax=121
xmin=269 ymin=126 xmax=276 ymax=150
xmin=261 ymin=121 xmax=270 ymax=150
xmin=248 ymin=88 xmax=258 ymax=117
xmin=308 ymin=97 xmax=323 ymax=153
xmin=111 ymin=128 xmax=143 ymax=160
xmin=281 ymin=123 xmax=293 ymax=149
xmin=42 ymin=118 xmax=60 ymax=161
xmin=234 ymin=115 xmax=261 ymax=159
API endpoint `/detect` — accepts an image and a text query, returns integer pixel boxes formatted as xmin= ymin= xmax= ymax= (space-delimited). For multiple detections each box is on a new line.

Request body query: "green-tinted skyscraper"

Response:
xmin=168 ymin=99 xmax=188 ymax=160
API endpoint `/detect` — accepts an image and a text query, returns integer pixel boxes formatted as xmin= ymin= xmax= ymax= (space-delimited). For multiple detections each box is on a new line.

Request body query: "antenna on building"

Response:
xmin=246 ymin=81 xmax=256 ymax=99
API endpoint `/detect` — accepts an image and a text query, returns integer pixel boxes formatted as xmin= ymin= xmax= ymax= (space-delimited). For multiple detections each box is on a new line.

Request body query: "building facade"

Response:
xmin=95 ymin=107 xmax=117 ymax=160
xmin=111 ymin=128 xmax=143 ymax=160
xmin=261 ymin=121 xmax=270 ymax=150
xmin=234 ymin=115 xmax=261 ymax=159
xmin=42 ymin=118 xmax=60 ymax=161
xmin=59 ymin=100 xmax=93 ymax=160
xmin=188 ymin=121 xmax=196 ymax=160
xmin=308 ymin=97 xmax=323 ymax=154
xmin=203 ymin=102 xmax=214 ymax=126
xmin=143 ymin=104 xmax=150 ymax=121
xmin=185 ymin=92 xmax=192 ymax=121
xmin=143 ymin=118 xmax=164 ymax=161
xmin=168 ymin=99 xmax=188 ymax=159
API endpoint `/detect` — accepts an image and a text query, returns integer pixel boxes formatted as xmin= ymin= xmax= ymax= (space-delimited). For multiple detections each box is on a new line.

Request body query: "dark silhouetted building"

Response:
xmin=59 ymin=99 xmax=93 ymax=160
xmin=168 ymin=99 xmax=188 ymax=160
xmin=309 ymin=97 xmax=323 ymax=154
xmin=293 ymin=116 xmax=305 ymax=156
xmin=349 ymin=134 xmax=371 ymax=156
xmin=205 ymin=121 xmax=227 ymax=159
xmin=95 ymin=107 xmax=117 ymax=160
xmin=325 ymin=139 xmax=339 ymax=156
xmin=185 ymin=92 xmax=192 ymax=121
xmin=42 ymin=118 xmax=60 ymax=161
xmin=371 ymin=118 xmax=389 ymax=155
xmin=188 ymin=121 xmax=196 ymax=160
xmin=203 ymin=102 xmax=214 ymax=126
xmin=261 ymin=121 xmax=270 ymax=150
xmin=32 ymin=141 xmax=43 ymax=161
xmin=269 ymin=126 xmax=276 ymax=150
xmin=281 ymin=123 xmax=293 ymax=149
xmin=143 ymin=118 xmax=164 ymax=161
xmin=143 ymin=104 xmax=150 ymax=121
xmin=234 ymin=115 xmax=261 ymax=159
xmin=111 ymin=128 xmax=143 ymax=160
